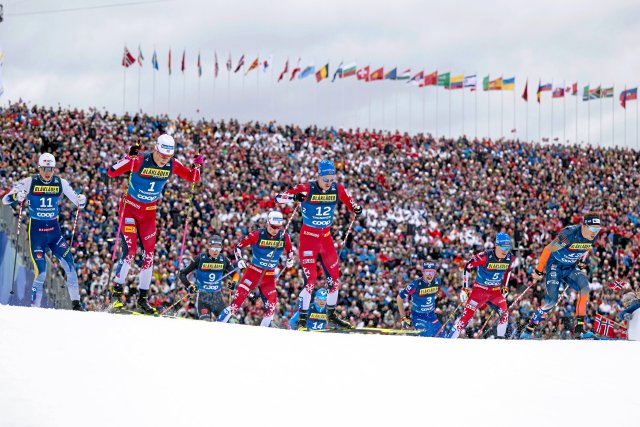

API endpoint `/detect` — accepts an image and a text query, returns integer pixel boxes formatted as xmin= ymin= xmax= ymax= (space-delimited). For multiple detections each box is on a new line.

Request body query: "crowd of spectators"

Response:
xmin=1 ymin=100 xmax=638 ymax=338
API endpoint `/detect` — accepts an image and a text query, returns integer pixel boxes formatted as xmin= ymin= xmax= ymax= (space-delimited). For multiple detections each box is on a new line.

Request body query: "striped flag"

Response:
xmin=122 ymin=46 xmax=135 ymax=68
xmin=315 ymin=63 xmax=329 ymax=82
xmin=397 ymin=69 xmax=411 ymax=81
xmin=289 ymin=58 xmax=301 ymax=81
xmin=341 ymin=63 xmax=356 ymax=78
xmin=620 ymin=88 xmax=638 ymax=108
xmin=332 ymin=61 xmax=344 ymax=82
xmin=137 ymin=45 xmax=144 ymax=66
xmin=234 ymin=54 xmax=245 ymax=73
xmin=463 ymin=75 xmax=477 ymax=89
xmin=278 ymin=59 xmax=289 ymax=82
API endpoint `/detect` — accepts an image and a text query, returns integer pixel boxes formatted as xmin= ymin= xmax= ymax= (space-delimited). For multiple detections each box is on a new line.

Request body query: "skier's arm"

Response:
xmin=275 ymin=183 xmax=309 ymax=204
xmin=234 ymin=231 xmax=259 ymax=267
xmin=536 ymin=232 xmax=570 ymax=272
xmin=618 ymin=302 xmax=640 ymax=321
xmin=397 ymin=282 xmax=415 ymax=320
xmin=108 ymin=156 xmax=142 ymax=178
xmin=179 ymin=258 xmax=199 ymax=287
xmin=172 ymin=159 xmax=201 ymax=183
xmin=463 ymin=252 xmax=487 ymax=288
xmin=61 ymin=178 xmax=85 ymax=208
xmin=223 ymin=255 xmax=236 ymax=275
xmin=2 ymin=177 xmax=31 ymax=205
xmin=337 ymin=184 xmax=361 ymax=214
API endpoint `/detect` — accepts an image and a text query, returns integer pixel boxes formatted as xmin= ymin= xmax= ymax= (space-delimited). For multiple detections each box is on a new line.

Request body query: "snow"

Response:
xmin=1 ymin=305 xmax=639 ymax=427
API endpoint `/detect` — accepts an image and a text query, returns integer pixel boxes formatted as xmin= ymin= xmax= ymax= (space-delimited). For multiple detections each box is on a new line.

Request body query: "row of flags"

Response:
xmin=121 ymin=46 xmax=640 ymax=109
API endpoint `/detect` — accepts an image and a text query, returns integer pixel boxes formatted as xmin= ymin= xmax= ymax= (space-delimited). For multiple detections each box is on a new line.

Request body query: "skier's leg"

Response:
xmin=28 ymin=220 xmax=47 ymax=307
xmin=259 ymin=273 xmax=277 ymax=327
xmin=218 ymin=266 xmax=260 ymax=322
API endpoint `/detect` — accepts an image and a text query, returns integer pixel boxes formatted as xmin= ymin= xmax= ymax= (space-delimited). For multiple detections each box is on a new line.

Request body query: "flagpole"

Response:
xmin=488 ymin=86 xmax=490 ymax=139
xmin=198 ymin=74 xmax=201 ymax=118
xmin=183 ymin=71 xmax=186 ymax=115
xmin=212 ymin=66 xmax=216 ymax=119
xmin=563 ymin=83 xmax=566 ymax=144
xmin=409 ymin=88 xmax=412 ymax=134
xmin=612 ymin=86 xmax=615 ymax=148
xmin=588 ymin=86 xmax=591 ymax=145
xmin=448 ymin=85 xmax=452 ymax=138
xmin=575 ymin=84 xmax=578 ymax=144
xmin=599 ymin=88 xmax=603 ymax=147
xmin=152 ymin=64 xmax=156 ymax=115
xmin=168 ymin=72 xmax=171 ymax=117
xmin=624 ymin=85 xmax=627 ymax=148
xmin=500 ymin=85 xmax=503 ymax=138
xmin=636 ymin=89 xmax=639 ymax=150
xmin=513 ymin=85 xmax=516 ymax=139
xmin=421 ymin=89 xmax=425 ymax=131
xmin=227 ymin=70 xmax=231 ymax=116
xmin=538 ymin=93 xmax=541 ymax=143
xmin=462 ymin=78 xmax=465 ymax=136
xmin=256 ymin=54 xmax=260 ymax=121
xmin=474 ymin=73 xmax=478 ymax=138
xmin=382 ymin=88 xmax=386 ymax=130
xmin=395 ymin=87 xmax=398 ymax=131
xmin=123 ymin=64 xmax=126 ymax=114
xmin=137 ymin=61 xmax=141 ymax=113
xmin=525 ymin=78 xmax=528 ymax=142
xmin=368 ymin=90 xmax=371 ymax=130
xmin=550 ymin=80 xmax=554 ymax=142
xmin=435 ymin=86 xmax=438 ymax=138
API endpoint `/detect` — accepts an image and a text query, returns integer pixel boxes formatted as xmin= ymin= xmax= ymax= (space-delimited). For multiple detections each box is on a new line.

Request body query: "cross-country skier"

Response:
xmin=449 ymin=233 xmax=514 ymax=339
xmin=290 ymin=288 xmax=328 ymax=331
xmin=520 ymin=214 xmax=601 ymax=339
xmin=178 ymin=235 xmax=237 ymax=320
xmin=275 ymin=159 xmax=362 ymax=329
xmin=2 ymin=153 xmax=87 ymax=310
xmin=217 ymin=211 xmax=294 ymax=327
xmin=396 ymin=261 xmax=443 ymax=337
xmin=107 ymin=134 xmax=201 ymax=314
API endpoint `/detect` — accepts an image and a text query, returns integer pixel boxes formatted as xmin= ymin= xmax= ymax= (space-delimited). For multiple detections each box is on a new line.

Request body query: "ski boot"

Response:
xmin=71 ymin=300 xmax=85 ymax=311
xmin=111 ymin=285 xmax=124 ymax=311
xmin=136 ymin=289 xmax=158 ymax=315
xmin=328 ymin=307 xmax=352 ymax=329
xmin=519 ymin=324 xmax=536 ymax=340
xmin=295 ymin=312 xmax=308 ymax=331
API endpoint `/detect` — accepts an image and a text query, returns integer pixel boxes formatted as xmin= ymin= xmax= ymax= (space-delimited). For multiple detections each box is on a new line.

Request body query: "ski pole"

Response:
xmin=177 ymin=155 xmax=203 ymax=270
xmin=62 ymin=206 xmax=81 ymax=258
xmin=475 ymin=284 xmax=533 ymax=338
xmin=337 ymin=216 xmax=355 ymax=259
xmin=161 ymin=267 xmax=238 ymax=316
xmin=9 ymin=201 xmax=25 ymax=296
xmin=435 ymin=299 xmax=464 ymax=337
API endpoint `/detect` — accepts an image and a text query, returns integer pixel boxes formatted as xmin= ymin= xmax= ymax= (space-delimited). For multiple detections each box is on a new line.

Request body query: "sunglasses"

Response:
xmin=587 ymin=226 xmax=601 ymax=233
xmin=320 ymin=176 xmax=336 ymax=183
xmin=497 ymin=245 xmax=511 ymax=251
xmin=39 ymin=167 xmax=54 ymax=172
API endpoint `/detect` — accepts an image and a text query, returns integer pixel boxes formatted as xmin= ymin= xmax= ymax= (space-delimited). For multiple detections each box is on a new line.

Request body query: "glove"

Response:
xmin=128 ymin=143 xmax=140 ymax=157
xmin=14 ymin=190 xmax=27 ymax=202
xmin=227 ymin=278 xmax=238 ymax=291
xmin=286 ymin=257 xmax=294 ymax=268
xmin=608 ymin=279 xmax=625 ymax=292
xmin=237 ymin=259 xmax=247 ymax=270
xmin=77 ymin=194 xmax=87 ymax=209
xmin=401 ymin=316 xmax=412 ymax=329
xmin=293 ymin=193 xmax=306 ymax=202
xmin=193 ymin=154 xmax=204 ymax=166
xmin=576 ymin=260 xmax=588 ymax=271
xmin=353 ymin=203 xmax=363 ymax=216
xmin=501 ymin=286 xmax=509 ymax=296
xmin=619 ymin=312 xmax=630 ymax=322
xmin=185 ymin=283 xmax=197 ymax=294
xmin=531 ymin=269 xmax=544 ymax=282
xmin=460 ymin=288 xmax=470 ymax=303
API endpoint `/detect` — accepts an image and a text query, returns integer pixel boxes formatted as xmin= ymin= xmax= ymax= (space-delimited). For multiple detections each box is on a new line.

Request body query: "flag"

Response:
xmin=332 ymin=61 xmax=344 ymax=82
xmin=168 ymin=48 xmax=172 ymax=75
xmin=620 ymin=88 xmax=638 ymax=108
xmin=341 ymin=63 xmax=357 ymax=78
xmin=181 ymin=50 xmax=185 ymax=73
xmin=214 ymin=52 xmax=219 ymax=78
xmin=552 ymin=87 xmax=564 ymax=98
xmin=226 ymin=53 xmax=232 ymax=71
xmin=245 ymin=57 xmax=259 ymax=75
xmin=502 ymin=77 xmax=515 ymax=91
xmin=463 ymin=74 xmax=477 ymax=89
xmin=151 ymin=49 xmax=159 ymax=71
xmin=234 ymin=54 xmax=245 ymax=73
xmin=137 ymin=45 xmax=144 ymax=66
xmin=608 ymin=279 xmax=626 ymax=291
xmin=489 ymin=77 xmax=503 ymax=90
xmin=122 ymin=46 xmax=135 ymax=68
xmin=483 ymin=75 xmax=490 ymax=91
xmin=299 ymin=64 xmax=316 ymax=79
xmin=437 ymin=72 xmax=450 ymax=87
xmin=602 ymin=87 xmax=614 ymax=98
xmin=262 ymin=55 xmax=272 ymax=73
xmin=537 ymin=81 xmax=552 ymax=102
xmin=278 ymin=59 xmax=289 ymax=82
xmin=522 ymin=80 xmax=528 ymax=101
xmin=356 ymin=66 xmax=370 ymax=81
xmin=397 ymin=69 xmax=411 ymax=81
xmin=594 ymin=314 xmax=618 ymax=338
xmin=408 ymin=71 xmax=423 ymax=86
xmin=589 ymin=86 xmax=602 ymax=99
xmin=315 ymin=63 xmax=329 ymax=82
xmin=290 ymin=58 xmax=301 ymax=80
xmin=369 ymin=67 xmax=384 ymax=81
xmin=448 ymin=74 xmax=464 ymax=89
xmin=582 ymin=85 xmax=590 ymax=101
xmin=384 ymin=67 xmax=397 ymax=80
xmin=423 ymin=71 xmax=438 ymax=86
xmin=571 ymin=82 xmax=578 ymax=95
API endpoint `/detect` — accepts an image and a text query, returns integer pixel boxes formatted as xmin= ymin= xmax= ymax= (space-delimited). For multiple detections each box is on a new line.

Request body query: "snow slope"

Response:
xmin=0 ymin=305 xmax=638 ymax=427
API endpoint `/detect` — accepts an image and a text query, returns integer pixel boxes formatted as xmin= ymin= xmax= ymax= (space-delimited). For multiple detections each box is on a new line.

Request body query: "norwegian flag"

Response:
xmin=609 ymin=279 xmax=626 ymax=291
xmin=278 ymin=59 xmax=289 ymax=82
xmin=594 ymin=314 xmax=618 ymax=338
xmin=122 ymin=46 xmax=135 ymax=68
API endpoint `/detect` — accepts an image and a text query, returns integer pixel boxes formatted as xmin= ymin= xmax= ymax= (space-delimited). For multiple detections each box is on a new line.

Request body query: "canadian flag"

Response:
xmin=356 ymin=66 xmax=370 ymax=82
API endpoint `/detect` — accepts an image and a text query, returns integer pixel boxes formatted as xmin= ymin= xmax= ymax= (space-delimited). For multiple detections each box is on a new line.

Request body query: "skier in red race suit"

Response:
xmin=107 ymin=134 xmax=201 ymax=314
xmin=217 ymin=211 xmax=294 ymax=327
xmin=275 ymin=159 xmax=362 ymax=329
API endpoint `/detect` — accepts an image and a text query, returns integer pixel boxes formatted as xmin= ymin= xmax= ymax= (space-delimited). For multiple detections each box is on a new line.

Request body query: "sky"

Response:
xmin=1 ymin=0 xmax=640 ymax=148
